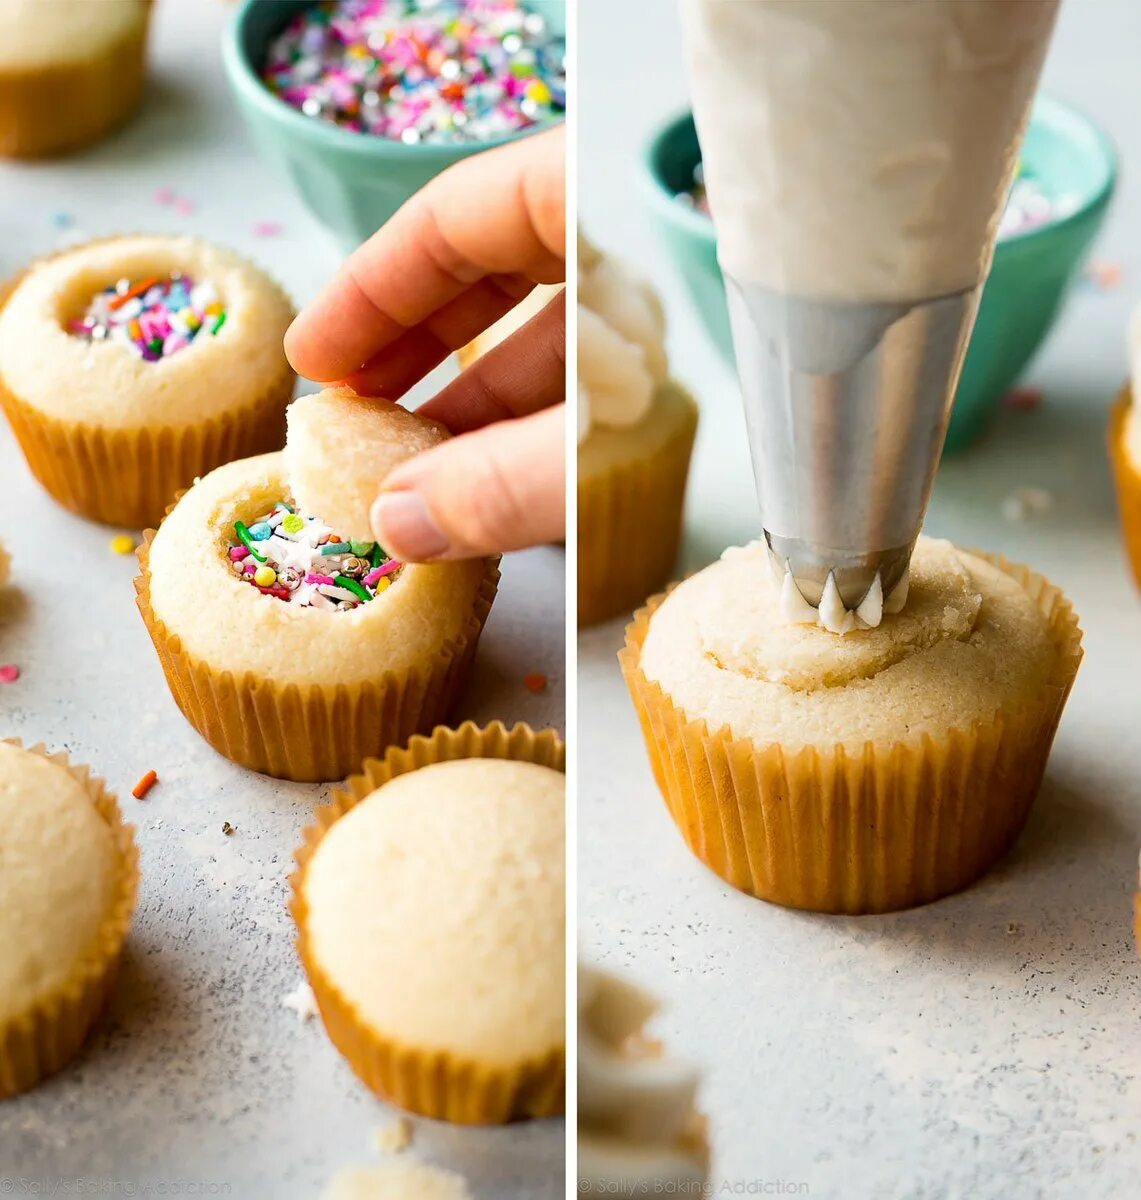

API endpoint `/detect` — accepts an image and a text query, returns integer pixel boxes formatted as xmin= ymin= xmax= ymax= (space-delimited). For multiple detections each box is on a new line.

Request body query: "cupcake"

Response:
xmin=621 ymin=536 xmax=1082 ymax=914
xmin=0 ymin=235 xmax=295 ymax=528
xmin=0 ymin=0 xmax=151 ymax=158
xmin=578 ymin=235 xmax=698 ymax=626
xmin=135 ymin=388 xmax=499 ymax=782
xmin=578 ymin=965 xmax=708 ymax=1192
xmin=0 ymin=740 xmax=138 ymax=1098
xmin=1110 ymin=379 xmax=1141 ymax=593
xmin=292 ymin=722 xmax=566 ymax=1123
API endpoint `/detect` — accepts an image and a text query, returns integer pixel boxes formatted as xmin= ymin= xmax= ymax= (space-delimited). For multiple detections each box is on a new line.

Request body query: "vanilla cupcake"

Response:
xmin=1109 ymin=314 xmax=1141 ymax=591
xmin=621 ymin=536 xmax=1082 ymax=914
xmin=0 ymin=0 xmax=151 ymax=158
xmin=292 ymin=722 xmax=566 ymax=1123
xmin=135 ymin=388 xmax=498 ymax=781
xmin=578 ymin=235 xmax=698 ymax=626
xmin=0 ymin=740 xmax=138 ymax=1098
xmin=578 ymin=965 xmax=708 ymax=1192
xmin=0 ymin=235 xmax=295 ymax=528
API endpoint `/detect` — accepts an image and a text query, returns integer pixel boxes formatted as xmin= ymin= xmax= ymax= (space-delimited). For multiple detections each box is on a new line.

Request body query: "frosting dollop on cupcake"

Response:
xmin=577 ymin=233 xmax=668 ymax=443
xmin=578 ymin=965 xmax=708 ymax=1192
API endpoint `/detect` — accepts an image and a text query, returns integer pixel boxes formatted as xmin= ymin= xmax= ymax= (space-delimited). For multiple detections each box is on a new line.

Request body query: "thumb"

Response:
xmin=370 ymin=405 xmax=565 ymax=561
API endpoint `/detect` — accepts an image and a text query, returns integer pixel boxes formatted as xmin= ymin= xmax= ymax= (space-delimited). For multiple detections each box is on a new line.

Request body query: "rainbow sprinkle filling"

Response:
xmin=229 ymin=502 xmax=403 ymax=611
xmin=261 ymin=0 xmax=566 ymax=144
xmin=70 ymin=275 xmax=226 ymax=362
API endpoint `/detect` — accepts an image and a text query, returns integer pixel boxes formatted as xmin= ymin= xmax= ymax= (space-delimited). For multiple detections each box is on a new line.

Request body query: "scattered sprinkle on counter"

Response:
xmin=1003 ymin=386 xmax=1044 ymax=411
xmin=253 ymin=220 xmax=283 ymax=238
xmin=132 ymin=769 xmax=159 ymax=800
xmin=523 ymin=671 xmax=547 ymax=694
xmin=1086 ymin=258 xmax=1123 ymax=290
xmin=110 ymin=534 xmax=137 ymax=555
xmin=0 ymin=664 xmax=19 ymax=684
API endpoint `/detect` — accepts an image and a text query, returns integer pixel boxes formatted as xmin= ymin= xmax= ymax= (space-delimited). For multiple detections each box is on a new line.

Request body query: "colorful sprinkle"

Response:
xmin=0 ymin=664 xmax=19 ymax=683
xmin=51 ymin=212 xmax=74 ymax=230
xmin=132 ymin=769 xmax=159 ymax=799
xmin=110 ymin=534 xmax=137 ymax=555
xmin=154 ymin=186 xmax=175 ymax=205
xmin=69 ymin=275 xmax=227 ymax=363
xmin=523 ymin=671 xmax=547 ymax=693
xmin=174 ymin=197 xmax=197 ymax=216
xmin=229 ymin=502 xmax=401 ymax=610
xmin=253 ymin=220 xmax=283 ymax=238
xmin=1003 ymin=386 xmax=1044 ymax=411
xmin=1085 ymin=258 xmax=1123 ymax=290
xmin=261 ymin=0 xmax=566 ymax=145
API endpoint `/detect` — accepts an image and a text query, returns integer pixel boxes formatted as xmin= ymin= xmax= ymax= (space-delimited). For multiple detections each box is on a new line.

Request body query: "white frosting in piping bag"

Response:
xmin=778 ymin=564 xmax=909 ymax=635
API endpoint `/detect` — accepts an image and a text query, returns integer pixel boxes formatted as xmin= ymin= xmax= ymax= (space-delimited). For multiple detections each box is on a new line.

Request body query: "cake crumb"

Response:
xmin=1001 ymin=487 xmax=1053 ymax=522
xmin=222 ymin=821 xmax=235 ymax=836
xmin=374 ymin=1116 xmax=413 ymax=1154
xmin=281 ymin=979 xmax=319 ymax=1023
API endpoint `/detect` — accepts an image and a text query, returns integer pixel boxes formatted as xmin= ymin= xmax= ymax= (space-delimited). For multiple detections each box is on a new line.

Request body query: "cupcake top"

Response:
xmin=578 ymin=233 xmax=668 ymax=444
xmin=640 ymin=536 xmax=1057 ymax=749
xmin=284 ymin=387 xmax=448 ymax=544
xmin=321 ymin=1161 xmax=471 ymax=1200
xmin=0 ymin=0 xmax=146 ymax=69
xmin=146 ymin=450 xmax=487 ymax=687
xmin=578 ymin=965 xmax=707 ymax=1190
xmin=0 ymin=742 xmax=121 ymax=1023
xmin=0 ymin=236 xmax=294 ymax=429
xmin=301 ymin=757 xmax=565 ymax=1066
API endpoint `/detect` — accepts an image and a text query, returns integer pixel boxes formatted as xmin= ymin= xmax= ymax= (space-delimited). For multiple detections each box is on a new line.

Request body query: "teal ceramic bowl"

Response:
xmin=644 ymin=97 xmax=1117 ymax=451
xmin=223 ymin=0 xmax=566 ymax=253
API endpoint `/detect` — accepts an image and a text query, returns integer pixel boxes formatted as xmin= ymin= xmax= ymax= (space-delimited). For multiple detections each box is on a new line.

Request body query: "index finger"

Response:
xmin=285 ymin=124 xmax=566 ymax=383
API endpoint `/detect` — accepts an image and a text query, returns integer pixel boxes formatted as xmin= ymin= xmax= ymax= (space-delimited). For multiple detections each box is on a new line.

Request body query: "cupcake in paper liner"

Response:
xmin=0 ymin=1 xmax=151 ymax=159
xmin=0 ymin=740 xmax=138 ymax=1099
xmin=291 ymin=721 xmax=566 ymax=1124
xmin=135 ymin=389 xmax=500 ymax=782
xmin=578 ymin=964 xmax=709 ymax=1193
xmin=0 ymin=234 xmax=295 ymax=528
xmin=1109 ymin=382 xmax=1141 ymax=593
xmin=620 ymin=536 xmax=1083 ymax=914
xmin=577 ymin=233 xmax=697 ymax=626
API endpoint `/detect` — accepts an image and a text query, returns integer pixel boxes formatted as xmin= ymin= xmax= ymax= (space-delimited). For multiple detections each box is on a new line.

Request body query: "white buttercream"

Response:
xmin=578 ymin=235 xmax=668 ymax=443
xmin=778 ymin=566 xmax=912 ymax=635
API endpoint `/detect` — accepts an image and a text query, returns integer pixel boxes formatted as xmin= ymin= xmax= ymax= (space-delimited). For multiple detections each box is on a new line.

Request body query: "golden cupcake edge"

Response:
xmin=0 ymin=740 xmax=139 ymax=1099
xmin=290 ymin=720 xmax=566 ymax=1124
xmin=619 ymin=550 xmax=1083 ymax=914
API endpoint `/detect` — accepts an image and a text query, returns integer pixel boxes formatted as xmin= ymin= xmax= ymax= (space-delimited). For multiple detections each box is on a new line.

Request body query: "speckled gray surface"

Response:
xmin=0 ymin=4 xmax=564 ymax=1197
xmin=580 ymin=3 xmax=1141 ymax=1198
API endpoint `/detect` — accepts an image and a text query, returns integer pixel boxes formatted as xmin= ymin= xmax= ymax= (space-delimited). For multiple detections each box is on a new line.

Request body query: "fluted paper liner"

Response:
xmin=0 ymin=236 xmax=295 ymax=528
xmin=0 ymin=3 xmax=151 ymax=159
xmin=620 ymin=552 xmax=1083 ymax=914
xmin=134 ymin=528 xmax=501 ymax=783
xmin=578 ymin=397 xmax=698 ymax=627
xmin=0 ymin=741 xmax=138 ymax=1099
xmin=1109 ymin=390 xmax=1141 ymax=595
xmin=291 ymin=721 xmax=566 ymax=1123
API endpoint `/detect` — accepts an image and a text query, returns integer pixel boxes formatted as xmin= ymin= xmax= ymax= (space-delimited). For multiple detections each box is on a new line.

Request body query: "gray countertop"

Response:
xmin=0 ymin=4 xmax=564 ymax=1197
xmin=580 ymin=2 xmax=1141 ymax=1197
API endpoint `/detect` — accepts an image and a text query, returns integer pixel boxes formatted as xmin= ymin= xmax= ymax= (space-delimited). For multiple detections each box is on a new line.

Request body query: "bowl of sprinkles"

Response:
xmin=229 ymin=499 xmax=402 ymax=611
xmin=224 ymin=0 xmax=566 ymax=249
xmin=644 ymin=96 xmax=1116 ymax=452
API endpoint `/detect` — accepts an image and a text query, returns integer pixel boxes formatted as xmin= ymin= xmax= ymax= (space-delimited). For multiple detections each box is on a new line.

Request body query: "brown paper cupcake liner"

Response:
xmin=290 ymin=721 xmax=566 ymax=1123
xmin=0 ymin=741 xmax=139 ymax=1099
xmin=578 ymin=396 xmax=698 ymax=627
xmin=134 ymin=531 xmax=502 ymax=783
xmin=620 ymin=552 xmax=1083 ymax=915
xmin=0 ymin=362 xmax=295 ymax=530
xmin=1108 ymin=389 xmax=1141 ymax=594
xmin=0 ymin=3 xmax=151 ymax=159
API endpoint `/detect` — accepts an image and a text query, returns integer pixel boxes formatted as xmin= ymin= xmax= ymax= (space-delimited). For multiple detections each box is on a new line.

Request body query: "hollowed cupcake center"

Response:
xmin=228 ymin=501 xmax=403 ymax=611
xmin=261 ymin=0 xmax=566 ymax=144
xmin=69 ymin=274 xmax=226 ymax=362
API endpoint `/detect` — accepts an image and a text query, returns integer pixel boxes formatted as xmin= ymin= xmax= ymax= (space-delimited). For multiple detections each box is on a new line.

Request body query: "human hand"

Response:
xmin=285 ymin=126 xmax=566 ymax=562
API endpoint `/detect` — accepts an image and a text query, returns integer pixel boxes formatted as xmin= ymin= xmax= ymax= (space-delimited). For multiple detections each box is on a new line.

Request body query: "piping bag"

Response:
xmin=679 ymin=0 xmax=1059 ymax=631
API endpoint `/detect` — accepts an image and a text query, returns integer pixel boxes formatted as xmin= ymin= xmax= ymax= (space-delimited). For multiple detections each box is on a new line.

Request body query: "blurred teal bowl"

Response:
xmin=644 ymin=96 xmax=1117 ymax=452
xmin=223 ymin=0 xmax=566 ymax=253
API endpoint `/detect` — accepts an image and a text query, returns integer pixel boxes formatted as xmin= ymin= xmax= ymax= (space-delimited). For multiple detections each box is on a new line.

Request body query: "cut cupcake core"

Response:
xmin=66 ymin=273 xmax=227 ymax=362
xmin=227 ymin=499 xmax=403 ymax=611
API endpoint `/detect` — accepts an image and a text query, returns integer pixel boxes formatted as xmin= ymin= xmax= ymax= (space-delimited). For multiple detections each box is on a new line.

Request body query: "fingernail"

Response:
xmin=370 ymin=491 xmax=450 ymax=560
